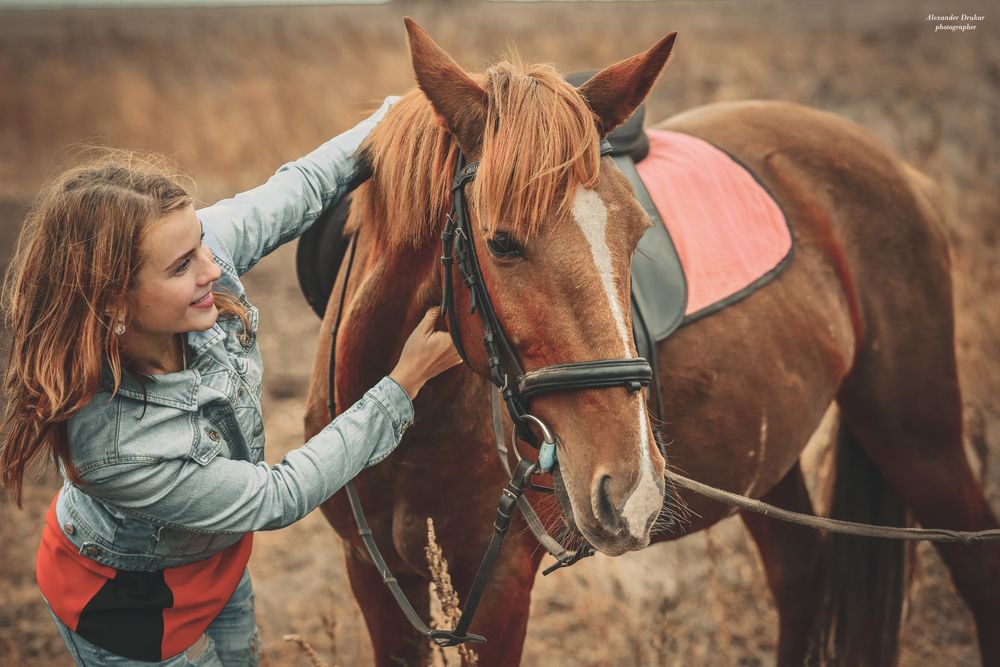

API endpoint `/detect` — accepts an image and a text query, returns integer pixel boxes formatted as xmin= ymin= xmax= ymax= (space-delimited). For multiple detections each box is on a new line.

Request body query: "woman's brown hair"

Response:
xmin=0 ymin=150 xmax=249 ymax=507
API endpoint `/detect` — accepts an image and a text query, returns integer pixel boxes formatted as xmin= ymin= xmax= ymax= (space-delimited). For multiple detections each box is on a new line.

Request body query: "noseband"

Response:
xmin=441 ymin=138 xmax=653 ymax=468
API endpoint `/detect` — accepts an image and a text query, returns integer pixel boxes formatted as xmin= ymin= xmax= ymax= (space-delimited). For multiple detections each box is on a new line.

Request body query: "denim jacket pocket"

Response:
xmin=59 ymin=493 xmax=165 ymax=571
xmin=191 ymin=422 xmax=225 ymax=465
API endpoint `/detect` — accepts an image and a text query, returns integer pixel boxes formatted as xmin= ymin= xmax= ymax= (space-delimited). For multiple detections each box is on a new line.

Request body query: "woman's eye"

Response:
xmin=175 ymin=257 xmax=192 ymax=274
xmin=486 ymin=231 xmax=521 ymax=258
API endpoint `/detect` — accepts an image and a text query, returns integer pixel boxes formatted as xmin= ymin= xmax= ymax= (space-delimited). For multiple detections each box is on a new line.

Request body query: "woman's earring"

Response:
xmin=114 ymin=322 xmax=126 ymax=335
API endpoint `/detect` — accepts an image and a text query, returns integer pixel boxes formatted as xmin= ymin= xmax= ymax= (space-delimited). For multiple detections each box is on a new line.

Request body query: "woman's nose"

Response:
xmin=198 ymin=247 xmax=222 ymax=284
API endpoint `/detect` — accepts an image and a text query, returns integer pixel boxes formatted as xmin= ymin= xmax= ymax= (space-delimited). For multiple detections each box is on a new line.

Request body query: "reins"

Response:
xmin=330 ymin=232 xmax=523 ymax=647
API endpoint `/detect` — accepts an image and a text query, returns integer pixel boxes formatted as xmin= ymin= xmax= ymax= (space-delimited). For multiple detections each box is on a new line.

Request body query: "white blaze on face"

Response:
xmin=572 ymin=189 xmax=662 ymax=539
xmin=571 ymin=189 xmax=631 ymax=349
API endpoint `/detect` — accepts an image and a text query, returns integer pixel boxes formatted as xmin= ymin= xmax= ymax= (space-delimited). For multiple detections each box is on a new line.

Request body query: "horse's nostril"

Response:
xmin=594 ymin=474 xmax=619 ymax=528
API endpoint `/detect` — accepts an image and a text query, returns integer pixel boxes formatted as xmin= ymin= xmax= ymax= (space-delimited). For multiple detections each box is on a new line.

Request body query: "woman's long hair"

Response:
xmin=1 ymin=150 xmax=249 ymax=507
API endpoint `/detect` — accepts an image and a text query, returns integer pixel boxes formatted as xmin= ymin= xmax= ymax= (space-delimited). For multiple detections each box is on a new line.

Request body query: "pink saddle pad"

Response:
xmin=635 ymin=129 xmax=792 ymax=318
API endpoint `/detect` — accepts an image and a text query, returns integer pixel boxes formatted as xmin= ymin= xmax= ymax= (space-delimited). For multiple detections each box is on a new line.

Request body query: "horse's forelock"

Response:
xmin=476 ymin=58 xmax=601 ymax=242
xmin=355 ymin=55 xmax=600 ymax=254
xmin=350 ymin=89 xmax=460 ymax=253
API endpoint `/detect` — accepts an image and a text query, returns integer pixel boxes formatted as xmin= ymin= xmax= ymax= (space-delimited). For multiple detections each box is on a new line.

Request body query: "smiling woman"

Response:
xmin=0 ymin=97 xmax=464 ymax=665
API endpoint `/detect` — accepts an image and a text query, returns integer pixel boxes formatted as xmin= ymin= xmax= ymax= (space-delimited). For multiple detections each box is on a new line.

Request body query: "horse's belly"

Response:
xmin=650 ymin=225 xmax=855 ymax=536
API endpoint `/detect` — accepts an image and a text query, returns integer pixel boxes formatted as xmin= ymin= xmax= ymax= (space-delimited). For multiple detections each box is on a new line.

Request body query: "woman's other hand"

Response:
xmin=389 ymin=306 xmax=463 ymax=401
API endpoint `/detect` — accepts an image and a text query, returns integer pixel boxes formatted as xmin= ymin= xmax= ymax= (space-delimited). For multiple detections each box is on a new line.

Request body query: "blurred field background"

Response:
xmin=1 ymin=0 xmax=997 ymax=664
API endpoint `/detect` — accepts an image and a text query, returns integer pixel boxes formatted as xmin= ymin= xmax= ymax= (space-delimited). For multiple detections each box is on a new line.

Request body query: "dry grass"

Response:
xmin=426 ymin=518 xmax=479 ymax=667
xmin=0 ymin=0 xmax=997 ymax=665
xmin=280 ymin=613 xmax=342 ymax=667
xmin=283 ymin=634 xmax=330 ymax=667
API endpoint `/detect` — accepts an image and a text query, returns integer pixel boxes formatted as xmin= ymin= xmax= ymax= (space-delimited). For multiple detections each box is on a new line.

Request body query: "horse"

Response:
xmin=303 ymin=18 xmax=1000 ymax=666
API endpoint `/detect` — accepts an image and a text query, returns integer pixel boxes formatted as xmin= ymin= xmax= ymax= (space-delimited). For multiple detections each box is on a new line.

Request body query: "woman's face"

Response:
xmin=126 ymin=204 xmax=223 ymax=340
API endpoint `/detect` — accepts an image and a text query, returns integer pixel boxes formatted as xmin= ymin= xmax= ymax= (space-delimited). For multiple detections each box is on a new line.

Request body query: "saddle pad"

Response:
xmin=635 ymin=129 xmax=793 ymax=320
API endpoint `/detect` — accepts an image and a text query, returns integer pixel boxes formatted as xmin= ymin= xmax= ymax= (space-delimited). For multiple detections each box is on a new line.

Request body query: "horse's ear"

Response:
xmin=577 ymin=32 xmax=677 ymax=135
xmin=404 ymin=17 xmax=487 ymax=156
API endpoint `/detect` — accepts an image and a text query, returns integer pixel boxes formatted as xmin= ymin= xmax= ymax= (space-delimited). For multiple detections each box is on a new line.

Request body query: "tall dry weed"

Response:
xmin=282 ymin=614 xmax=341 ymax=667
xmin=426 ymin=517 xmax=479 ymax=667
xmin=282 ymin=633 xmax=329 ymax=667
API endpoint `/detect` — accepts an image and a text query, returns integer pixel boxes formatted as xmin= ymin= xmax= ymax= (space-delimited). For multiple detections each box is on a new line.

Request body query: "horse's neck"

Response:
xmin=335 ymin=222 xmax=507 ymax=509
xmin=335 ymin=236 xmax=444 ymax=404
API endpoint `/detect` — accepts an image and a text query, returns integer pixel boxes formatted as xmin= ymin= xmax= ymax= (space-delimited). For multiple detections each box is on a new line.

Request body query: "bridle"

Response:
xmin=442 ymin=139 xmax=654 ymax=465
xmin=332 ymin=138 xmax=655 ymax=647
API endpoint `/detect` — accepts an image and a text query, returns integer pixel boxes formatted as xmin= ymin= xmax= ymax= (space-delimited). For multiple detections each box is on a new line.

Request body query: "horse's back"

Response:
xmin=653 ymin=99 xmax=952 ymax=326
xmin=654 ymin=99 xmax=948 ymax=249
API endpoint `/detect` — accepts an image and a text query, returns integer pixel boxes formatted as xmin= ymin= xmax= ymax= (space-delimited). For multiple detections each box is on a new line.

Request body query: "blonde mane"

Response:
xmin=353 ymin=54 xmax=601 ymax=253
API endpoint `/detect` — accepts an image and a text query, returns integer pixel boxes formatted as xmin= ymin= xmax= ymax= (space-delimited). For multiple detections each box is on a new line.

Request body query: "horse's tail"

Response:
xmin=810 ymin=420 xmax=911 ymax=666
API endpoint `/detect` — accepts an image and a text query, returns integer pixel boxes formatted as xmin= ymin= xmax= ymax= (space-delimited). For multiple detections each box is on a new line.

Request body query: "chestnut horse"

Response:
xmin=304 ymin=20 xmax=1000 ymax=666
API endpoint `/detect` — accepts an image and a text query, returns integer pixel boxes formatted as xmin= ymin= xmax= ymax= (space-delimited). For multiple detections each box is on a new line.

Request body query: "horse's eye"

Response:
xmin=486 ymin=231 xmax=522 ymax=258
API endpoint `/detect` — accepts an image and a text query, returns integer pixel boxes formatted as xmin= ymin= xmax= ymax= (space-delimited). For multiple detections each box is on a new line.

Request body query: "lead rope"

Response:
xmin=668 ymin=472 xmax=1000 ymax=544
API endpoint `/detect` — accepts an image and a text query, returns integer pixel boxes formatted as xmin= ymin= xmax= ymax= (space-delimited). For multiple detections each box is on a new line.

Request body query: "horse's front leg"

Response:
xmin=443 ymin=534 xmax=542 ymax=666
xmin=343 ymin=524 xmax=540 ymax=666
xmin=740 ymin=460 xmax=823 ymax=666
xmin=342 ymin=547 xmax=433 ymax=667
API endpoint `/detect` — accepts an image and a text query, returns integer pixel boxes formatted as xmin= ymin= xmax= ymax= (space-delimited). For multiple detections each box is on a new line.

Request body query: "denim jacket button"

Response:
xmin=82 ymin=544 xmax=101 ymax=558
xmin=237 ymin=388 xmax=245 ymax=400
xmin=62 ymin=522 xmax=75 ymax=536
xmin=206 ymin=429 xmax=221 ymax=442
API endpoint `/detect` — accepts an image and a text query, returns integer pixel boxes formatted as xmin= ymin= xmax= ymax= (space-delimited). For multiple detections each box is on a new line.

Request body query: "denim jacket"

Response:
xmin=54 ymin=96 xmax=411 ymax=572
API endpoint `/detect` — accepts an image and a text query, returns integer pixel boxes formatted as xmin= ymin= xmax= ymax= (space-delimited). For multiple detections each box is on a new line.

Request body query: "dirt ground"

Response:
xmin=1 ymin=0 xmax=998 ymax=664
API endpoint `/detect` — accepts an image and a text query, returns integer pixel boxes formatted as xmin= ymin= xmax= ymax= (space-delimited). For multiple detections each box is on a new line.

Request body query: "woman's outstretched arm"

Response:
xmin=197 ymin=96 xmax=397 ymax=276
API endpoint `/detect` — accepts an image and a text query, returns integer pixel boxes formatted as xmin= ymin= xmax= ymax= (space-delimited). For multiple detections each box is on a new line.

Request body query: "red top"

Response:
xmin=37 ymin=493 xmax=253 ymax=660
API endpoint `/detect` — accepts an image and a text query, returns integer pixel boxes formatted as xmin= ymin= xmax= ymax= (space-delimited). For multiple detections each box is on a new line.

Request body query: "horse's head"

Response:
xmin=364 ymin=19 xmax=677 ymax=556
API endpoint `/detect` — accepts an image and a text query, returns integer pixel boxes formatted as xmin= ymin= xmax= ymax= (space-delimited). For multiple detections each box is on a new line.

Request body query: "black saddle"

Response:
xmin=296 ymin=195 xmax=353 ymax=319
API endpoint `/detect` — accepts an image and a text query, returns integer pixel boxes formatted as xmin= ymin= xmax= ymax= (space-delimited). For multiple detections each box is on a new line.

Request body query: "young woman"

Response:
xmin=0 ymin=96 xmax=462 ymax=665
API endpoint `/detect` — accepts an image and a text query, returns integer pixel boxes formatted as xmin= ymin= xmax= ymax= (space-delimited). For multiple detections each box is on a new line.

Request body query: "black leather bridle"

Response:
xmin=442 ymin=139 xmax=654 ymax=452
xmin=333 ymin=139 xmax=655 ymax=647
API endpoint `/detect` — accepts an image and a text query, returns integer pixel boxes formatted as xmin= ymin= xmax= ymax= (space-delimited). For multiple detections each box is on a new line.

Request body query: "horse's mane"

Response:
xmin=351 ymin=53 xmax=601 ymax=253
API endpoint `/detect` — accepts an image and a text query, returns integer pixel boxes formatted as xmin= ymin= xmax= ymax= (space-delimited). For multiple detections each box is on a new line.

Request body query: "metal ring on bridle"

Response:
xmin=520 ymin=414 xmax=554 ymax=443
xmin=507 ymin=413 xmax=558 ymax=477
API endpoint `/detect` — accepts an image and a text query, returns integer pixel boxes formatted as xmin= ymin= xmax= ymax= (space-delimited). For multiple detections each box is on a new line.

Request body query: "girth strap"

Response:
xmin=518 ymin=357 xmax=652 ymax=402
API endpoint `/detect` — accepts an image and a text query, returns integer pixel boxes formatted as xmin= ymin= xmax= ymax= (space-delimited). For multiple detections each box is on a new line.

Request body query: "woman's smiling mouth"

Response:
xmin=190 ymin=291 xmax=215 ymax=309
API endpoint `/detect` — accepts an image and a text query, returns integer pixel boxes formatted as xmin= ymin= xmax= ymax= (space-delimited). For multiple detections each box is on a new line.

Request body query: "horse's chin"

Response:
xmin=551 ymin=465 xmax=651 ymax=557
